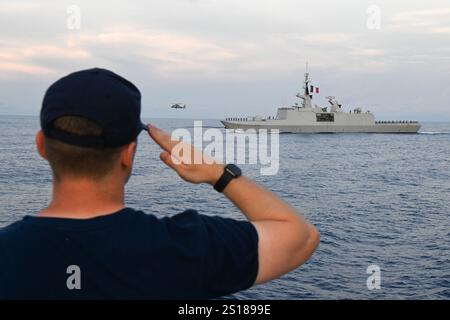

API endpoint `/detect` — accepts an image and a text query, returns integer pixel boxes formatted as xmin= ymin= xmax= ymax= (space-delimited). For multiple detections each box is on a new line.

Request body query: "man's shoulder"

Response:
xmin=0 ymin=219 xmax=27 ymax=241
xmin=0 ymin=208 xmax=255 ymax=244
xmin=159 ymin=209 xmax=257 ymax=241
xmin=0 ymin=220 xmax=32 ymax=260
xmin=126 ymin=207 xmax=201 ymax=227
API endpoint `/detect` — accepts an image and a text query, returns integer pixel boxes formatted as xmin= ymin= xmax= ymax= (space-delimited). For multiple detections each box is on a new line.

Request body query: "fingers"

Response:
xmin=148 ymin=124 xmax=180 ymax=153
xmin=159 ymin=151 xmax=183 ymax=173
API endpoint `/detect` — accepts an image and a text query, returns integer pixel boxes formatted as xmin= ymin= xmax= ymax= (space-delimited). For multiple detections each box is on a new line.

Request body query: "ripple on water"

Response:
xmin=1 ymin=117 xmax=449 ymax=299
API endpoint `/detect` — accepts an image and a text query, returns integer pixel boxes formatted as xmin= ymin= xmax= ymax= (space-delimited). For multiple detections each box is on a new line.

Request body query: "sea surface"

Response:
xmin=0 ymin=115 xmax=449 ymax=299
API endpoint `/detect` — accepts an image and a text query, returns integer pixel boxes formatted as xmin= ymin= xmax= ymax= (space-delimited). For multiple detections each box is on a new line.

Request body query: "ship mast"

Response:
xmin=296 ymin=62 xmax=313 ymax=108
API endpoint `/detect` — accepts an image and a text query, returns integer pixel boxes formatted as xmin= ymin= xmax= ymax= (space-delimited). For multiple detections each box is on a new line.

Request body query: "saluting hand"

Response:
xmin=147 ymin=124 xmax=223 ymax=185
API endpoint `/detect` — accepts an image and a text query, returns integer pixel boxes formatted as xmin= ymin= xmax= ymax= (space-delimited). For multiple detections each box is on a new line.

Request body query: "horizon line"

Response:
xmin=0 ymin=113 xmax=448 ymax=123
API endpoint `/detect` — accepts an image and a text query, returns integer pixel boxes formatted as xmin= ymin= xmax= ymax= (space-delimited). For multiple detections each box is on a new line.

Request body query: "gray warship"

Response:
xmin=222 ymin=68 xmax=421 ymax=133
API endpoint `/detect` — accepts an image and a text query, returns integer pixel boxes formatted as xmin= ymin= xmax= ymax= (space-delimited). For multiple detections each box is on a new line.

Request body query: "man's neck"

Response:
xmin=39 ymin=178 xmax=125 ymax=219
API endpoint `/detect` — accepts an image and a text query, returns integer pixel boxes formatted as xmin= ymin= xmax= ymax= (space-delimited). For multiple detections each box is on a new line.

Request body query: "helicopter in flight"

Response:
xmin=170 ymin=103 xmax=186 ymax=109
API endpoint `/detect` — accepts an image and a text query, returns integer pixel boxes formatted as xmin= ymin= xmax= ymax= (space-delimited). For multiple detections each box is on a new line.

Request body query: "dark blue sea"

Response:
xmin=0 ymin=115 xmax=449 ymax=299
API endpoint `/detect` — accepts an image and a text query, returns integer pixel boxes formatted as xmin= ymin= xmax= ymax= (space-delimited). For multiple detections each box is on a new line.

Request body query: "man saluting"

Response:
xmin=0 ymin=68 xmax=319 ymax=299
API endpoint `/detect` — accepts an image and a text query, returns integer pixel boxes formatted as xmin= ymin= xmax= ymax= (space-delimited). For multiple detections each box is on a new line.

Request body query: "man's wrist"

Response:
xmin=206 ymin=164 xmax=225 ymax=186
xmin=212 ymin=164 xmax=242 ymax=192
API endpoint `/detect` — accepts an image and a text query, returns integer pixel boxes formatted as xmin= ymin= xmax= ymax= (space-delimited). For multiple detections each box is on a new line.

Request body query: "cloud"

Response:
xmin=390 ymin=7 xmax=450 ymax=34
xmin=1 ymin=0 xmax=450 ymax=119
xmin=350 ymin=48 xmax=386 ymax=57
xmin=0 ymin=2 xmax=40 ymax=13
xmin=0 ymin=62 xmax=54 ymax=76
xmin=0 ymin=25 xmax=246 ymax=82
xmin=299 ymin=33 xmax=354 ymax=45
xmin=64 ymin=27 xmax=240 ymax=78
xmin=427 ymin=26 xmax=450 ymax=34
xmin=393 ymin=8 xmax=450 ymax=20
xmin=0 ymin=40 xmax=91 ymax=76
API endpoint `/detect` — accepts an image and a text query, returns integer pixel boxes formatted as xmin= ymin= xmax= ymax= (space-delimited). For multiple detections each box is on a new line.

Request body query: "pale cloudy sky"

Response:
xmin=1 ymin=0 xmax=449 ymax=120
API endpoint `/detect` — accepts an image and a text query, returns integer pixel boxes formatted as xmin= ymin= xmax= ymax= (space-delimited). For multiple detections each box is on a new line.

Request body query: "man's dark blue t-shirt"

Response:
xmin=0 ymin=208 xmax=259 ymax=299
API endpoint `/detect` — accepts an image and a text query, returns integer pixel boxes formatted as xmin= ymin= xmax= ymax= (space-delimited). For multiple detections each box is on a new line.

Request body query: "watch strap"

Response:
xmin=213 ymin=165 xmax=240 ymax=193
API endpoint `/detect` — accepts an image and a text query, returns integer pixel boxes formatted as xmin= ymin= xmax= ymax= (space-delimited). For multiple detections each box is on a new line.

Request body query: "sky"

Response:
xmin=0 ymin=0 xmax=450 ymax=121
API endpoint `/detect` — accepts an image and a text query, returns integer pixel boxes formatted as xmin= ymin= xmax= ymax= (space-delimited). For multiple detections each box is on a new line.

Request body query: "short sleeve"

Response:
xmin=200 ymin=214 xmax=259 ymax=297
xmin=0 ymin=242 xmax=5 ymax=299
xmin=162 ymin=210 xmax=259 ymax=298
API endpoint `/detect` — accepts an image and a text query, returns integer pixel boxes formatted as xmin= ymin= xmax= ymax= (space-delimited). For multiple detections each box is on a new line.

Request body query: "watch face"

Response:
xmin=225 ymin=164 xmax=241 ymax=177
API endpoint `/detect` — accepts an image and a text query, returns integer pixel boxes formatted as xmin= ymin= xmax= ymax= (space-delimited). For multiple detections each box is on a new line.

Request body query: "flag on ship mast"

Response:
xmin=310 ymin=85 xmax=320 ymax=95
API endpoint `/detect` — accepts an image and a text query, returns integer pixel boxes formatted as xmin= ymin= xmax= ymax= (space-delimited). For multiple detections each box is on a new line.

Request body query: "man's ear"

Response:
xmin=36 ymin=131 xmax=48 ymax=160
xmin=121 ymin=141 xmax=137 ymax=169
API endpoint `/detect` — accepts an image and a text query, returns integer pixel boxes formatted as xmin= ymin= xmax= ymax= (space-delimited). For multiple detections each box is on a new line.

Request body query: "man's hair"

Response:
xmin=44 ymin=116 xmax=124 ymax=180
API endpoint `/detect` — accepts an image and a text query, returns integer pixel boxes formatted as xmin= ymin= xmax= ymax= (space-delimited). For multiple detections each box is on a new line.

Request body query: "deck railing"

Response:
xmin=225 ymin=117 xmax=276 ymax=121
xmin=225 ymin=118 xmax=419 ymax=124
xmin=375 ymin=121 xmax=419 ymax=124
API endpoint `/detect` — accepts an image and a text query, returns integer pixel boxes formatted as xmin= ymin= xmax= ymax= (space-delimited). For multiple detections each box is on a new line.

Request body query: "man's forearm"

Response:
xmin=220 ymin=174 xmax=308 ymax=225
xmin=219 ymin=173 xmax=319 ymax=284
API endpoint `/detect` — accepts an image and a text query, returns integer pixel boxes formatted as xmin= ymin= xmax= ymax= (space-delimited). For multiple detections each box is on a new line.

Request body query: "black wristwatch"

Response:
xmin=213 ymin=164 xmax=242 ymax=193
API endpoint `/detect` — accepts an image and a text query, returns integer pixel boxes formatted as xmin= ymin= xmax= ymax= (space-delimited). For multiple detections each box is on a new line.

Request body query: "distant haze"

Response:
xmin=1 ymin=0 xmax=449 ymax=121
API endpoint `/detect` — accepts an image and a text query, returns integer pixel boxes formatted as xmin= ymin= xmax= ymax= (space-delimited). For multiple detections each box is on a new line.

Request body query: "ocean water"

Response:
xmin=0 ymin=115 xmax=449 ymax=299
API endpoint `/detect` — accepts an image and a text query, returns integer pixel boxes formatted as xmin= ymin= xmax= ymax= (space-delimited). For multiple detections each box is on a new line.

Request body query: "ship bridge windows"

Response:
xmin=316 ymin=113 xmax=334 ymax=122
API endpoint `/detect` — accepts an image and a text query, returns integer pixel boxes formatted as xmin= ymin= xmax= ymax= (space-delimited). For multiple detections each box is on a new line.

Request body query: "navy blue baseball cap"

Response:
xmin=40 ymin=68 xmax=148 ymax=148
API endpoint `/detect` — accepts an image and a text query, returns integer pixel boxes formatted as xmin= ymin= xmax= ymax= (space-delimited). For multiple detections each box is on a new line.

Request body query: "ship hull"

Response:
xmin=221 ymin=121 xmax=421 ymax=133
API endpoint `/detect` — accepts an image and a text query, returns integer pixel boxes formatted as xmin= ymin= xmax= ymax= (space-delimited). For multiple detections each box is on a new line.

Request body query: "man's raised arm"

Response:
xmin=148 ymin=124 xmax=320 ymax=285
